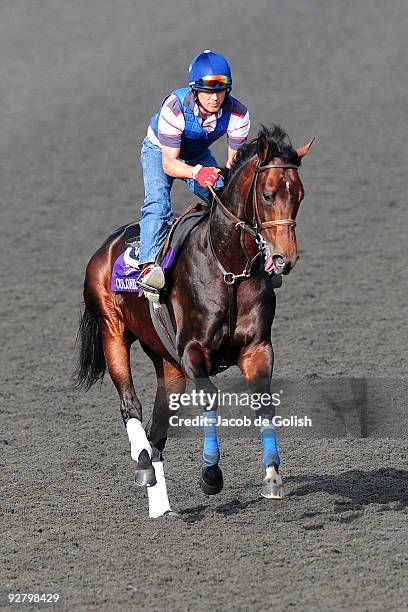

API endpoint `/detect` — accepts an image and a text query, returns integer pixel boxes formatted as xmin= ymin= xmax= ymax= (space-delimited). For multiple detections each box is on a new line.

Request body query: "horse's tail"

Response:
xmin=74 ymin=308 xmax=106 ymax=390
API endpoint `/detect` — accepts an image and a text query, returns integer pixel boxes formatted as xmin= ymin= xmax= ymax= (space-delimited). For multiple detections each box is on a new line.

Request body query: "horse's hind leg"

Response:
xmin=141 ymin=344 xmax=186 ymax=517
xmin=99 ymin=318 xmax=156 ymax=487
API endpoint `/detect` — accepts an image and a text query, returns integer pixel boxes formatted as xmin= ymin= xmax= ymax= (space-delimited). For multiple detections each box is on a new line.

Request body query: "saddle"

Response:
xmin=111 ymin=201 xmax=211 ymax=294
xmin=155 ymin=200 xmax=211 ymax=266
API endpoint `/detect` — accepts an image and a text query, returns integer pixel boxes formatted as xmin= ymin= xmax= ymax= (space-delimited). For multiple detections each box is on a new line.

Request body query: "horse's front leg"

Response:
xmin=181 ymin=340 xmax=223 ymax=495
xmin=238 ymin=342 xmax=284 ymax=499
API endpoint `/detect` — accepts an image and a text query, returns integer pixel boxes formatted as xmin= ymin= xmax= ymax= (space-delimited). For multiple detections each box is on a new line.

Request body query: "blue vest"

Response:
xmin=150 ymin=87 xmax=232 ymax=161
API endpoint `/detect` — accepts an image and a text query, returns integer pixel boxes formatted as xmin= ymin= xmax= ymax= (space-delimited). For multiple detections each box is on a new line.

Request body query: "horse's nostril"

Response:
xmin=272 ymin=254 xmax=286 ymax=268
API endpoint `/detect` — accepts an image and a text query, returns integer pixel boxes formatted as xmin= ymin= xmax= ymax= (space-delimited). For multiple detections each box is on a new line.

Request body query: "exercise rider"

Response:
xmin=137 ymin=50 xmax=250 ymax=301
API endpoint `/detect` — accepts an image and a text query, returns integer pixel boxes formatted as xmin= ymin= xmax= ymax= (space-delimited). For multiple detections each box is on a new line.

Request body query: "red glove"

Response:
xmin=194 ymin=166 xmax=220 ymax=188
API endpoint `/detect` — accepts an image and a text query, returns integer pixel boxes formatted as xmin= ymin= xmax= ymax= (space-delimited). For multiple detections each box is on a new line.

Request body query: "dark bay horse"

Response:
xmin=75 ymin=125 xmax=312 ymax=517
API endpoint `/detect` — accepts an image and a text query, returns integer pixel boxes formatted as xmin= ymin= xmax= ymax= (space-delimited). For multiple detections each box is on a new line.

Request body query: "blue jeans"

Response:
xmin=139 ymin=137 xmax=223 ymax=264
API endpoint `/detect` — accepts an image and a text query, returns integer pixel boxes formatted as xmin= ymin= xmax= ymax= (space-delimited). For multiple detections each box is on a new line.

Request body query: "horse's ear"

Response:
xmin=296 ymin=137 xmax=315 ymax=158
xmin=256 ymin=132 xmax=269 ymax=164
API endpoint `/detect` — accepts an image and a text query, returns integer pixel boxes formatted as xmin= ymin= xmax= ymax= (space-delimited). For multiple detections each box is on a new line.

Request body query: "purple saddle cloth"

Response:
xmin=111 ymin=244 xmax=176 ymax=293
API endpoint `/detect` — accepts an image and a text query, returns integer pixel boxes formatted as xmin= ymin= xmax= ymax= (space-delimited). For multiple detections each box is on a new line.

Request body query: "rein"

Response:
xmin=207 ymin=196 xmax=261 ymax=286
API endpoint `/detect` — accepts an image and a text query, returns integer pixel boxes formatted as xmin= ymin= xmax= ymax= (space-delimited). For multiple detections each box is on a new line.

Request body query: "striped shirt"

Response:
xmin=147 ymin=90 xmax=250 ymax=151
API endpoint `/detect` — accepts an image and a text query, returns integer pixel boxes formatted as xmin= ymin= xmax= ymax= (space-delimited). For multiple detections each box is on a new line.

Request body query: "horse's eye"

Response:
xmin=263 ymin=192 xmax=273 ymax=203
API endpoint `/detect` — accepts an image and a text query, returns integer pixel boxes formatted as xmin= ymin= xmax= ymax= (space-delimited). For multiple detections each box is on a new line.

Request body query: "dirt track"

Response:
xmin=1 ymin=1 xmax=407 ymax=610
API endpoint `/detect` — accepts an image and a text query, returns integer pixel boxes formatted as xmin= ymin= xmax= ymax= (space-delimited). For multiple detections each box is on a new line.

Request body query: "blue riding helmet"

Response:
xmin=188 ymin=50 xmax=232 ymax=91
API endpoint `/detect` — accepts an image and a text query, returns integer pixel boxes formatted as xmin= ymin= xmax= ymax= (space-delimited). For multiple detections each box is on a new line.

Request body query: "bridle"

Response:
xmin=207 ymin=156 xmax=300 ymax=285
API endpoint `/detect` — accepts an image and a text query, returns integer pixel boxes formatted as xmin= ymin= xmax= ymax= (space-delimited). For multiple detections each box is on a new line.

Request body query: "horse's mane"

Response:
xmin=222 ymin=124 xmax=301 ymax=187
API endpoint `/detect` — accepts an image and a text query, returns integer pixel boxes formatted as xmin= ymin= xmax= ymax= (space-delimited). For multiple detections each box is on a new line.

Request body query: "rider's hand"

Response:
xmin=194 ymin=166 xmax=221 ymax=188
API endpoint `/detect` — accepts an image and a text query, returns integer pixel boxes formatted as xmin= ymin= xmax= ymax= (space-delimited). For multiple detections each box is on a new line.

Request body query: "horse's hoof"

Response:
xmin=261 ymin=465 xmax=285 ymax=499
xmin=134 ymin=450 xmax=157 ymax=487
xmin=150 ymin=510 xmax=179 ymax=519
xmin=164 ymin=510 xmax=180 ymax=519
xmin=199 ymin=465 xmax=223 ymax=495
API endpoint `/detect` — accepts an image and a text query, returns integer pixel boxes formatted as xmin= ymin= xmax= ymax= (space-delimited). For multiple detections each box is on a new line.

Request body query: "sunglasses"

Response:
xmin=191 ymin=75 xmax=231 ymax=90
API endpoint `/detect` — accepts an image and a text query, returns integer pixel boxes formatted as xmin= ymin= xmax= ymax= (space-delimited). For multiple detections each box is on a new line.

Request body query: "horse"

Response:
xmin=75 ymin=124 xmax=312 ymax=517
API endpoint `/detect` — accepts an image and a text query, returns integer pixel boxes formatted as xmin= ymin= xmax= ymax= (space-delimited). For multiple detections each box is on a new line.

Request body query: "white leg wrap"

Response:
xmin=148 ymin=462 xmax=172 ymax=518
xmin=126 ymin=418 xmax=152 ymax=461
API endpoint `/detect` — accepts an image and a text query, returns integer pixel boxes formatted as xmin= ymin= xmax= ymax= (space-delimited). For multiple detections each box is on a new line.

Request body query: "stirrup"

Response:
xmin=136 ymin=281 xmax=160 ymax=303
xmin=136 ymin=281 xmax=160 ymax=294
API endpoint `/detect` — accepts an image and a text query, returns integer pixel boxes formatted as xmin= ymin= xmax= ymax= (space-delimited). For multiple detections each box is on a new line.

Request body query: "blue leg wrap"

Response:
xmin=202 ymin=410 xmax=220 ymax=466
xmin=261 ymin=421 xmax=280 ymax=468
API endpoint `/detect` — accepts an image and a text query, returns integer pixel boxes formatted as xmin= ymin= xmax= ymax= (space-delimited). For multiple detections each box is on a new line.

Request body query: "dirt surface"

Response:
xmin=1 ymin=1 xmax=407 ymax=610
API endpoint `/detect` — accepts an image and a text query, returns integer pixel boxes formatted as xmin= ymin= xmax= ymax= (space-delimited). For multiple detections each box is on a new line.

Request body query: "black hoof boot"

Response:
xmin=134 ymin=450 xmax=156 ymax=487
xmin=199 ymin=464 xmax=223 ymax=495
